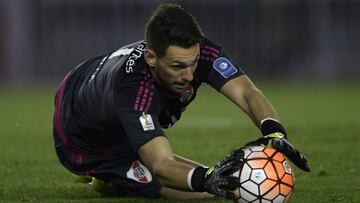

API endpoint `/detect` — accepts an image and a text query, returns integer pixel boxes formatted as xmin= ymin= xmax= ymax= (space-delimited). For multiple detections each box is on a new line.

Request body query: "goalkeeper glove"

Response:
xmin=245 ymin=118 xmax=311 ymax=172
xmin=188 ymin=149 xmax=244 ymax=199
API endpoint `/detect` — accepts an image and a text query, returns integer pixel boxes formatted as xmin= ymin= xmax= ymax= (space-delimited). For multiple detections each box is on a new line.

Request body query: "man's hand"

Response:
xmin=203 ymin=149 xmax=244 ymax=199
xmin=245 ymin=132 xmax=311 ymax=172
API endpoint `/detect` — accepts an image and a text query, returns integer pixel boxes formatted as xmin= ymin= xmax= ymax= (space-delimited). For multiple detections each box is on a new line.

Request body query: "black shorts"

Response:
xmin=53 ymin=73 xmax=161 ymax=198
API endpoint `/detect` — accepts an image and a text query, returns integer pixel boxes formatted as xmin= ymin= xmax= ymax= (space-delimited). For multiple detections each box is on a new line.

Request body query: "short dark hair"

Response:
xmin=145 ymin=3 xmax=204 ymax=58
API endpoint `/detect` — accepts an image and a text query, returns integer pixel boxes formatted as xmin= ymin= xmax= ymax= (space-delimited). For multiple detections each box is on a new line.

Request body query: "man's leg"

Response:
xmin=90 ymin=176 xmax=214 ymax=199
xmin=56 ymin=132 xmax=214 ymax=199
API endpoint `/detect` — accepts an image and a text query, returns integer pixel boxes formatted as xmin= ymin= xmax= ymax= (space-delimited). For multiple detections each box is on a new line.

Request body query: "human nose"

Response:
xmin=182 ymin=66 xmax=194 ymax=82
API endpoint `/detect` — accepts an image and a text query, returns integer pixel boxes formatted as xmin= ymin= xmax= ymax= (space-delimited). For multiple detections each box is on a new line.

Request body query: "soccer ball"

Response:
xmin=233 ymin=146 xmax=295 ymax=203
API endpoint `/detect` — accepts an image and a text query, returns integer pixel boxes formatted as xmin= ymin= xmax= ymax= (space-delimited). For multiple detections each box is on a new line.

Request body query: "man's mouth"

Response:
xmin=176 ymin=83 xmax=189 ymax=89
xmin=172 ymin=84 xmax=189 ymax=93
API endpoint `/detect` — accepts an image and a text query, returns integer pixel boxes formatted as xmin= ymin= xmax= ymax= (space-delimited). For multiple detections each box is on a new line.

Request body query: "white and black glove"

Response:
xmin=188 ymin=149 xmax=244 ymax=199
xmin=246 ymin=118 xmax=310 ymax=172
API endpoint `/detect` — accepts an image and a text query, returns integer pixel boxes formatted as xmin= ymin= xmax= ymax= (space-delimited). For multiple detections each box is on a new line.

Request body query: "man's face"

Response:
xmin=148 ymin=44 xmax=200 ymax=94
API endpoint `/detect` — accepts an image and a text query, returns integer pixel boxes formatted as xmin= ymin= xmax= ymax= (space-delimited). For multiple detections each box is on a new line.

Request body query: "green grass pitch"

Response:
xmin=0 ymin=82 xmax=359 ymax=202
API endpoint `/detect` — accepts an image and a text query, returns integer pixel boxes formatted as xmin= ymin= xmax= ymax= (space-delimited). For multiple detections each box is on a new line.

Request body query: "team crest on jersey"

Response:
xmin=180 ymin=85 xmax=194 ymax=103
xmin=213 ymin=57 xmax=238 ymax=78
xmin=139 ymin=112 xmax=155 ymax=131
xmin=126 ymin=161 xmax=152 ymax=183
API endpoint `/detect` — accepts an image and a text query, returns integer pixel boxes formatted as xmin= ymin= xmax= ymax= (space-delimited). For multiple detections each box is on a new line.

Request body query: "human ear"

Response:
xmin=144 ymin=49 xmax=157 ymax=68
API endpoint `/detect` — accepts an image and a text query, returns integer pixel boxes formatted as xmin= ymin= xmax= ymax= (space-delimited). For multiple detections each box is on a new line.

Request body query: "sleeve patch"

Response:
xmin=212 ymin=57 xmax=238 ymax=78
xmin=139 ymin=112 xmax=155 ymax=131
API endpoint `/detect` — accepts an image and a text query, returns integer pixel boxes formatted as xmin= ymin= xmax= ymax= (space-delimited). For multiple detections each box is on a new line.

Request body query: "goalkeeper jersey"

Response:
xmin=54 ymin=37 xmax=244 ymax=157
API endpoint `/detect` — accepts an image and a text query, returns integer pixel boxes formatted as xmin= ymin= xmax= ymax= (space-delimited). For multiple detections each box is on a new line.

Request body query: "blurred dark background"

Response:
xmin=0 ymin=0 xmax=359 ymax=87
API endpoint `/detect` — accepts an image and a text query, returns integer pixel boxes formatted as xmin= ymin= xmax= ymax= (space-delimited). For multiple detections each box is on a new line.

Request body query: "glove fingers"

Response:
xmin=217 ymin=163 xmax=239 ymax=178
xmin=215 ymin=189 xmax=236 ymax=200
xmin=222 ymin=176 xmax=241 ymax=190
xmin=205 ymin=150 xmax=245 ymax=197
xmin=218 ymin=153 xmax=236 ymax=166
xmin=271 ymin=139 xmax=311 ymax=172
xmin=217 ymin=150 xmax=245 ymax=174
xmin=287 ymin=150 xmax=310 ymax=172
xmin=213 ymin=178 xmax=238 ymax=199
xmin=220 ymin=149 xmax=245 ymax=166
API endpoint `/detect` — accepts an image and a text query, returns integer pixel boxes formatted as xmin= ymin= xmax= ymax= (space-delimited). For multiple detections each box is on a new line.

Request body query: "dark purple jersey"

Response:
xmin=55 ymin=37 xmax=244 ymax=157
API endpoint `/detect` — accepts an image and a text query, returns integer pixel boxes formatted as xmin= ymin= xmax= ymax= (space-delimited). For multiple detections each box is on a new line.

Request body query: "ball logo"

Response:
xmin=126 ymin=161 xmax=152 ymax=183
xmin=283 ymin=160 xmax=292 ymax=174
xmin=251 ymin=169 xmax=266 ymax=184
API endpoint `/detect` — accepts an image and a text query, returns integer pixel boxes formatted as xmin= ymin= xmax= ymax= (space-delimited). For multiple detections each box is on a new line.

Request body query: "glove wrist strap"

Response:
xmin=261 ymin=118 xmax=287 ymax=138
xmin=187 ymin=166 xmax=208 ymax=192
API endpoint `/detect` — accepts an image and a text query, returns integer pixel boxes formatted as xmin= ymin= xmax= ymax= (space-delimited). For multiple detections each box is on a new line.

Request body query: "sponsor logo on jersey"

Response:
xmin=108 ymin=48 xmax=134 ymax=59
xmin=212 ymin=57 xmax=238 ymax=78
xmin=139 ymin=112 xmax=155 ymax=131
xmin=125 ymin=43 xmax=146 ymax=73
xmin=126 ymin=160 xmax=152 ymax=183
xmin=108 ymin=42 xmax=146 ymax=73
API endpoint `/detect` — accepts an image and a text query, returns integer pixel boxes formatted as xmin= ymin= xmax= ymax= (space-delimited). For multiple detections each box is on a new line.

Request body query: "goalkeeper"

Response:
xmin=53 ymin=3 xmax=310 ymax=200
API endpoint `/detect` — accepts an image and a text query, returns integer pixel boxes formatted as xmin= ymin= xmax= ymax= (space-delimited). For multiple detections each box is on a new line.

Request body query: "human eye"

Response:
xmin=170 ymin=63 xmax=187 ymax=69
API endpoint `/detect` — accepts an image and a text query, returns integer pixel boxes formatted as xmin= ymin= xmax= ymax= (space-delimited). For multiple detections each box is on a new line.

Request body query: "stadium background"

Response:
xmin=0 ymin=0 xmax=359 ymax=202
xmin=1 ymin=0 xmax=360 ymax=85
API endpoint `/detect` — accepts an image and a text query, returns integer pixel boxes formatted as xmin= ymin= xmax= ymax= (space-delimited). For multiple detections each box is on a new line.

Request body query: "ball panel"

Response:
xmin=232 ymin=170 xmax=240 ymax=178
xmin=274 ymin=161 xmax=285 ymax=178
xmin=280 ymin=184 xmax=292 ymax=196
xmin=249 ymin=146 xmax=265 ymax=152
xmin=284 ymin=191 xmax=293 ymax=203
xmin=250 ymin=169 xmax=267 ymax=184
xmin=259 ymin=179 xmax=277 ymax=195
xmin=273 ymin=152 xmax=285 ymax=162
xmin=248 ymin=159 xmax=268 ymax=169
xmin=263 ymin=184 xmax=279 ymax=200
xmin=264 ymin=147 xmax=277 ymax=157
xmin=247 ymin=151 xmax=268 ymax=159
xmin=281 ymin=174 xmax=294 ymax=186
xmin=264 ymin=162 xmax=277 ymax=180
xmin=239 ymin=187 xmax=258 ymax=202
xmin=240 ymin=163 xmax=252 ymax=183
xmin=273 ymin=194 xmax=286 ymax=203
xmin=243 ymin=148 xmax=252 ymax=159
xmin=242 ymin=180 xmax=259 ymax=195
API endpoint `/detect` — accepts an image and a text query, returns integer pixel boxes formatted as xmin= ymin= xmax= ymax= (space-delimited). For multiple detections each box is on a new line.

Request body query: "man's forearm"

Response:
xmin=219 ymin=75 xmax=280 ymax=128
xmin=174 ymin=154 xmax=207 ymax=168
xmin=244 ymin=87 xmax=280 ymax=127
xmin=138 ymin=137 xmax=199 ymax=191
xmin=154 ymin=158 xmax=193 ymax=190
